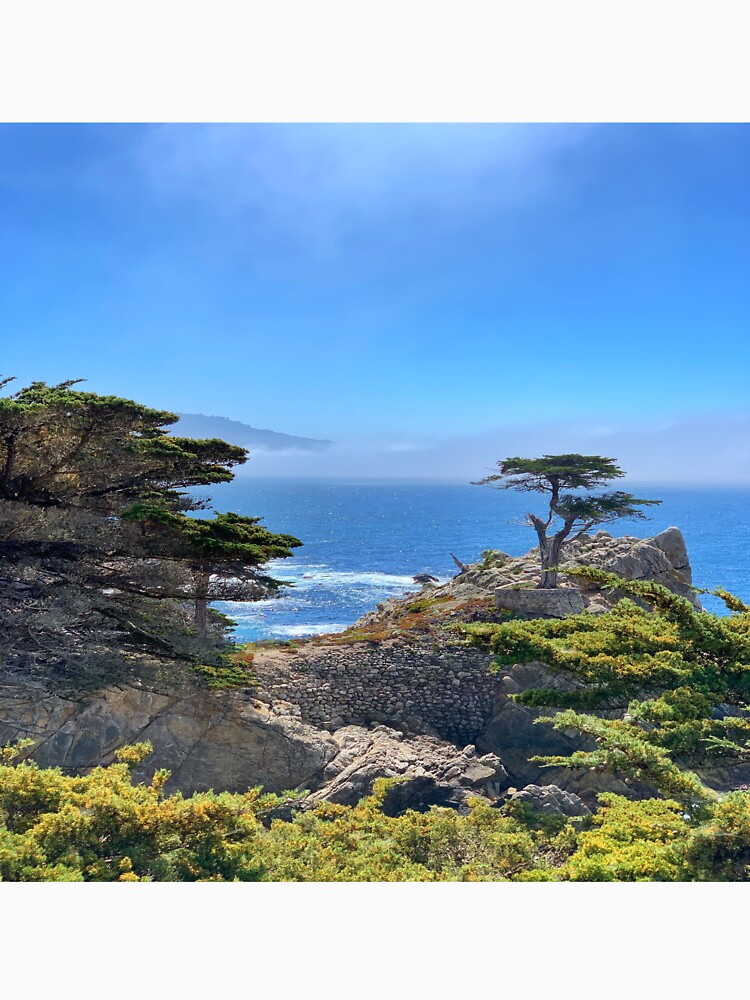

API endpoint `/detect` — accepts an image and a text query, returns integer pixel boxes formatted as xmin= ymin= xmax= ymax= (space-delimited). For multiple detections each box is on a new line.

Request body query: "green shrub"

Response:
xmin=456 ymin=568 xmax=750 ymax=807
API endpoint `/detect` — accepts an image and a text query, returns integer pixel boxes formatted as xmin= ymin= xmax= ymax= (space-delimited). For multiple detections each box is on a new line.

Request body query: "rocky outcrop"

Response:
xmin=475 ymin=659 xmax=637 ymax=804
xmin=0 ymin=650 xmax=634 ymax=806
xmin=307 ymin=724 xmax=507 ymax=811
xmin=478 ymin=661 xmax=586 ymax=786
xmin=568 ymin=526 xmax=700 ymax=610
xmin=475 ymin=651 xmax=750 ymax=805
xmin=0 ymin=668 xmax=511 ymax=806
xmin=361 ymin=526 xmax=700 ymax=631
xmin=441 ymin=526 xmax=699 ymax=610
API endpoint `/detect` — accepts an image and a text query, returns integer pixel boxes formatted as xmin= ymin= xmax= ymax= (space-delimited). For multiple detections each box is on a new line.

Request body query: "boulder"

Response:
xmin=560 ymin=526 xmax=700 ymax=608
xmin=305 ymin=724 xmax=508 ymax=811
xmin=509 ymin=783 xmax=591 ymax=818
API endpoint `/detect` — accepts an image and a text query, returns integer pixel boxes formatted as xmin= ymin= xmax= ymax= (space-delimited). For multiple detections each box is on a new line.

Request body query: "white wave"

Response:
xmin=265 ymin=563 xmax=442 ymax=590
xmin=218 ymin=601 xmax=275 ymax=616
xmin=274 ymin=623 xmax=349 ymax=637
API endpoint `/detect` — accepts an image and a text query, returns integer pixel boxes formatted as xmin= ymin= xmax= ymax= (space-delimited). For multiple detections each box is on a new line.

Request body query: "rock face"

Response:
xmin=0 ymin=669 xmax=512 ymax=808
xmin=568 ymin=526 xmax=699 ymax=609
xmin=0 ymin=672 xmax=338 ymax=795
xmin=479 ymin=661 xmax=587 ymax=786
xmin=441 ymin=526 xmax=700 ymax=612
xmin=475 ymin=659 xmax=636 ymax=803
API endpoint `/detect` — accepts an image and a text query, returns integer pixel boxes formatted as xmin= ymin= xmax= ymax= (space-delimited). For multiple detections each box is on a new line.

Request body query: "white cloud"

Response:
xmin=135 ymin=123 xmax=588 ymax=252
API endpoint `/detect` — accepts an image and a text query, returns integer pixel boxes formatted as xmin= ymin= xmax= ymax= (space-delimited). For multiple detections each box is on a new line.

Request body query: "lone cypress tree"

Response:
xmin=474 ymin=454 xmax=660 ymax=588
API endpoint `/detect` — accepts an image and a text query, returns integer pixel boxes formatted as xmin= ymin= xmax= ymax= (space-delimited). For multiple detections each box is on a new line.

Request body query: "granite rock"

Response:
xmin=306 ymin=724 xmax=508 ymax=811
xmin=509 ymin=783 xmax=591 ymax=818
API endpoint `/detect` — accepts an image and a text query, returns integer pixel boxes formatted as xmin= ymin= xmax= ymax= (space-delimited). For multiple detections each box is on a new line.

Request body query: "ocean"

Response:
xmin=191 ymin=479 xmax=750 ymax=641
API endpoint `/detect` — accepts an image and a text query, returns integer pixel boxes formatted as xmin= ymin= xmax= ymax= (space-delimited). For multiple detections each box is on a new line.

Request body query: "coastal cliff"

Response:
xmin=4 ymin=525 xmax=737 ymax=812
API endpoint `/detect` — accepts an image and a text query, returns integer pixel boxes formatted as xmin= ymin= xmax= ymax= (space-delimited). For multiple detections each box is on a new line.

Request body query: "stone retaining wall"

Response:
xmin=494 ymin=587 xmax=585 ymax=618
xmin=253 ymin=638 xmax=502 ymax=743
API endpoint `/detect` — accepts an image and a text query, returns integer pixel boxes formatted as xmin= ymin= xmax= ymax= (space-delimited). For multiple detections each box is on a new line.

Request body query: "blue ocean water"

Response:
xmin=193 ymin=480 xmax=750 ymax=641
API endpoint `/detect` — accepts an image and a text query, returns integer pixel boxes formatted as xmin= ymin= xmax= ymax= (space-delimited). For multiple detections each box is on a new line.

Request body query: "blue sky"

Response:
xmin=1 ymin=124 xmax=748 ymax=480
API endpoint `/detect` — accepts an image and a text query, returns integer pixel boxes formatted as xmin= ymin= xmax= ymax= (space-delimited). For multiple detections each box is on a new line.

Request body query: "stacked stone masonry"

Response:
xmin=493 ymin=587 xmax=586 ymax=618
xmin=253 ymin=638 xmax=502 ymax=743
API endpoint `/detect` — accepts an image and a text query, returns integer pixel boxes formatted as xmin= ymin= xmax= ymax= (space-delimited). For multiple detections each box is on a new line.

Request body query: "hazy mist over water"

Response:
xmin=193 ymin=479 xmax=750 ymax=640
xmin=226 ymin=412 xmax=750 ymax=486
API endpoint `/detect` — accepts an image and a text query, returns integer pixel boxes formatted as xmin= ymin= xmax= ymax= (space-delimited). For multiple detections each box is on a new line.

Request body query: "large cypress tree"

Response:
xmin=0 ymin=378 xmax=300 ymax=673
xmin=474 ymin=454 xmax=660 ymax=588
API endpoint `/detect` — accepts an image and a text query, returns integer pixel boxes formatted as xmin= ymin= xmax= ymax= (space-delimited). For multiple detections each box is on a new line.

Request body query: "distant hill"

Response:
xmin=173 ymin=413 xmax=333 ymax=453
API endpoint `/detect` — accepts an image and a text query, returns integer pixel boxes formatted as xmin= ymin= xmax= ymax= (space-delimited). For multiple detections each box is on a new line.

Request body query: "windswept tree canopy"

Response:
xmin=123 ymin=506 xmax=301 ymax=565
xmin=0 ymin=378 xmax=247 ymax=511
xmin=553 ymin=490 xmax=661 ymax=529
xmin=0 ymin=378 xmax=300 ymax=676
xmin=476 ymin=454 xmax=627 ymax=495
xmin=474 ymin=454 xmax=660 ymax=588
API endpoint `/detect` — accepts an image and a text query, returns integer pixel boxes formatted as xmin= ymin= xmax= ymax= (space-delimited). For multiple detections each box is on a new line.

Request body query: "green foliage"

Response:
xmin=560 ymin=795 xmax=690 ymax=882
xmin=473 ymin=454 xmax=658 ymax=526
xmin=114 ymin=742 xmax=155 ymax=766
xmin=0 ymin=739 xmax=35 ymax=766
xmin=457 ymin=567 xmax=750 ymax=809
xmin=0 ymin=746 xmax=267 ymax=881
xmin=192 ymin=648 xmax=258 ymax=689
xmin=5 ymin=741 xmax=750 ymax=881
xmin=325 ymin=626 xmax=394 ymax=644
xmin=534 ymin=709 xmax=711 ymax=812
xmin=0 ymin=379 xmax=246 ymax=510
xmin=561 ymin=791 xmax=750 ymax=883
xmin=405 ymin=598 xmax=441 ymax=614
xmin=473 ymin=453 xmax=660 ymax=588
xmin=502 ymin=796 xmax=572 ymax=837
xmin=480 ymin=549 xmax=508 ymax=570
xmin=474 ymin=454 xmax=627 ymax=493
xmin=0 ymin=378 xmax=300 ymax=674
xmin=683 ymin=792 xmax=750 ymax=880
xmin=0 ymin=748 xmax=547 ymax=882
xmin=554 ymin=490 xmax=660 ymax=524
xmin=122 ymin=505 xmax=300 ymax=567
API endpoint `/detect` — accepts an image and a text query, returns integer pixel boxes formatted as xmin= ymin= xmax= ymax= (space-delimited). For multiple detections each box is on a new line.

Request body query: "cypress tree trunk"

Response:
xmin=193 ymin=567 xmax=210 ymax=634
xmin=530 ymin=516 xmax=557 ymax=590
xmin=530 ymin=514 xmax=568 ymax=589
xmin=539 ymin=535 xmax=563 ymax=589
